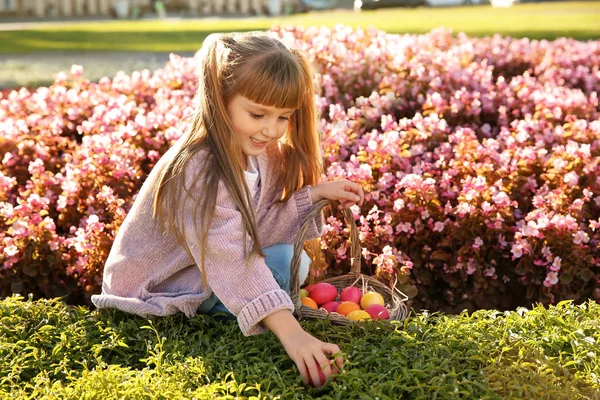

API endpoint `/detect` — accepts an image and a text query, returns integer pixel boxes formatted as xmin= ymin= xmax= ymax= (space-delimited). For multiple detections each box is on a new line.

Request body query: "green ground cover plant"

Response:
xmin=1 ymin=294 xmax=599 ymax=399
xmin=0 ymin=1 xmax=598 ymax=54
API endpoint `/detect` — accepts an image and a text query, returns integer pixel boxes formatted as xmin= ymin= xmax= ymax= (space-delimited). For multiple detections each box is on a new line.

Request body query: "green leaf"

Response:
xmin=430 ymin=250 xmax=453 ymax=262
xmin=578 ymin=269 xmax=594 ymax=281
xmin=560 ymin=273 xmax=573 ymax=285
xmin=514 ymin=259 xmax=528 ymax=276
xmin=10 ymin=281 xmax=23 ymax=293
xmin=22 ymin=263 xmax=38 ymax=277
xmin=38 ymin=325 xmax=54 ymax=333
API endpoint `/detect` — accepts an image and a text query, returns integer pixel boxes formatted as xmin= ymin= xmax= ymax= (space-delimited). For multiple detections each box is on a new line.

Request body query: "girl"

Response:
xmin=91 ymin=31 xmax=364 ymax=388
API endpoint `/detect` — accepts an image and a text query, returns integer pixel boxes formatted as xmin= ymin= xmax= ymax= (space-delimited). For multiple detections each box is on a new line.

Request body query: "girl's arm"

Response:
xmin=258 ymin=185 xmax=321 ymax=247
xmin=184 ymin=195 xmax=345 ymax=386
xmin=258 ymin=179 xmax=365 ymax=248
xmin=183 ymin=177 xmax=296 ymax=336
xmin=262 ymin=309 xmax=344 ymax=388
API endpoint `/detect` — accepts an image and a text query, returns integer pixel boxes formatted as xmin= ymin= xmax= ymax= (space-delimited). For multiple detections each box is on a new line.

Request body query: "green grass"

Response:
xmin=2 ymin=294 xmax=599 ymax=399
xmin=1 ymin=1 xmax=599 ymax=54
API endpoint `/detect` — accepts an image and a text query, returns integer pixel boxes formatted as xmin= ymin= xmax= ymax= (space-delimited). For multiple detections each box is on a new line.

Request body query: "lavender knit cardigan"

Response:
xmin=91 ymin=140 xmax=323 ymax=336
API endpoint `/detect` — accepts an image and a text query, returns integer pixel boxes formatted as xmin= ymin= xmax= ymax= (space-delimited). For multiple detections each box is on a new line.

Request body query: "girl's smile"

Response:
xmin=250 ymin=137 xmax=269 ymax=147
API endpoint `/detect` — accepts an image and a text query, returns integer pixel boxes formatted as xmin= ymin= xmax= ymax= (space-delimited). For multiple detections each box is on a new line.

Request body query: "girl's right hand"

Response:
xmin=279 ymin=329 xmax=344 ymax=387
xmin=310 ymin=179 xmax=365 ymax=209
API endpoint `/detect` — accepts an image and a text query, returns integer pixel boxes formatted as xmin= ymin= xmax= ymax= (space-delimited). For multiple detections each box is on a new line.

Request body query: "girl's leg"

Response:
xmin=196 ymin=291 xmax=234 ymax=320
xmin=197 ymin=244 xmax=311 ymax=318
xmin=261 ymin=243 xmax=311 ymax=293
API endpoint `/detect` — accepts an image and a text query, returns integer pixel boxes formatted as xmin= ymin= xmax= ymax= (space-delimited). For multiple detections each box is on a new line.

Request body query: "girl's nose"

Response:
xmin=262 ymin=123 xmax=278 ymax=139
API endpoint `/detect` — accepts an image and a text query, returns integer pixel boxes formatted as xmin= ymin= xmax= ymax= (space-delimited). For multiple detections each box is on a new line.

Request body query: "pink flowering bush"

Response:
xmin=1 ymin=26 xmax=599 ymax=312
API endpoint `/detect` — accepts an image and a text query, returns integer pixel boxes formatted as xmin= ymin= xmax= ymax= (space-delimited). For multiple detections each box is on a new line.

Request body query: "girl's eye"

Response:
xmin=250 ymin=113 xmax=263 ymax=119
xmin=279 ymin=116 xmax=290 ymax=121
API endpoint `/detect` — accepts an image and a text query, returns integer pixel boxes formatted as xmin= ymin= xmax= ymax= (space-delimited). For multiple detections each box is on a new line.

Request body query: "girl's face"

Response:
xmin=226 ymin=95 xmax=295 ymax=164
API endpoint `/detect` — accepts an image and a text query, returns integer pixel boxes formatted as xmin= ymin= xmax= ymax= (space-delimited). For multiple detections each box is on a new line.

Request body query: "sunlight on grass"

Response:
xmin=0 ymin=1 xmax=598 ymax=53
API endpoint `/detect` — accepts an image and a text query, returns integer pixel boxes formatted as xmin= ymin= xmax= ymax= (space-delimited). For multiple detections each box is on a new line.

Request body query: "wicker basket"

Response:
xmin=290 ymin=199 xmax=409 ymax=324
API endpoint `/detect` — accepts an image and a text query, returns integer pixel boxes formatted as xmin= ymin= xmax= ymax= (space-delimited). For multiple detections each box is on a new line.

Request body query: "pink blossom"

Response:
xmin=148 ymin=150 xmax=161 ymax=162
xmin=481 ymin=201 xmax=493 ymax=214
xmin=466 ymin=261 xmax=476 ymax=275
xmin=550 ymin=256 xmax=561 ymax=272
xmin=382 ymin=245 xmax=393 ymax=256
xmin=492 ymin=191 xmax=510 ymax=208
xmin=28 ymin=159 xmax=45 ymax=175
xmin=456 ymin=202 xmax=474 ymax=217
xmin=544 ymin=272 xmax=559 ymax=287
xmin=573 ymin=231 xmax=590 ymax=245
xmin=70 ymin=64 xmax=84 ymax=77
xmin=4 ymin=244 xmax=19 ymax=257
xmin=433 ymin=221 xmax=445 ymax=232
xmin=563 ymin=171 xmax=579 ymax=186
xmin=11 ymin=220 xmax=30 ymax=237
xmin=396 ymin=222 xmax=413 ymax=234
xmin=511 ymin=243 xmax=524 ymax=259
xmin=48 ymin=239 xmax=60 ymax=251
xmin=0 ymin=203 xmax=14 ymax=219
xmin=335 ymin=245 xmax=347 ymax=260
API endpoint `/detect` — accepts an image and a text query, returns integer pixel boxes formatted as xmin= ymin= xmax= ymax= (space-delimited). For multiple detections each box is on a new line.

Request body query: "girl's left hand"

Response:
xmin=310 ymin=179 xmax=365 ymax=209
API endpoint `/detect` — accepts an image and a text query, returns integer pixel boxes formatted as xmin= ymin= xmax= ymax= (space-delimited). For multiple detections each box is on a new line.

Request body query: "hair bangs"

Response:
xmin=237 ymin=53 xmax=303 ymax=110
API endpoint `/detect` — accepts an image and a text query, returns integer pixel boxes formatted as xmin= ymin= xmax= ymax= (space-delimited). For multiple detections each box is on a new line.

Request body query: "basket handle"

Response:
xmin=289 ymin=199 xmax=362 ymax=308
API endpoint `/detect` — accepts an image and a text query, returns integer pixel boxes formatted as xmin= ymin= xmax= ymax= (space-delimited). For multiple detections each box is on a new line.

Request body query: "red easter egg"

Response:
xmin=308 ymin=366 xmax=326 ymax=387
xmin=321 ymin=301 xmax=340 ymax=313
xmin=339 ymin=286 xmax=363 ymax=304
xmin=364 ymin=304 xmax=390 ymax=320
xmin=308 ymin=282 xmax=337 ymax=306
xmin=307 ymin=361 xmax=338 ymax=387
xmin=304 ymin=284 xmax=316 ymax=292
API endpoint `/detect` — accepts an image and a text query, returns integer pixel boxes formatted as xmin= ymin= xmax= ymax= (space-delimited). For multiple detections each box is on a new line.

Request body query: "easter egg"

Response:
xmin=308 ymin=361 xmax=339 ymax=387
xmin=360 ymin=291 xmax=385 ymax=309
xmin=307 ymin=364 xmax=327 ymax=387
xmin=339 ymin=286 xmax=362 ymax=304
xmin=299 ymin=289 xmax=309 ymax=299
xmin=364 ymin=304 xmax=390 ymax=320
xmin=321 ymin=301 xmax=340 ymax=313
xmin=336 ymin=301 xmax=361 ymax=316
xmin=308 ymin=282 xmax=338 ymax=306
xmin=346 ymin=310 xmax=371 ymax=321
xmin=301 ymin=297 xmax=318 ymax=309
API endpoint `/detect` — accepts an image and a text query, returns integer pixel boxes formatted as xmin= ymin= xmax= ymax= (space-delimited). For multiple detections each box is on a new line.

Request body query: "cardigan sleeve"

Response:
xmin=257 ymin=151 xmax=324 ymax=247
xmin=182 ymin=179 xmax=295 ymax=336
xmin=257 ymin=185 xmax=324 ymax=248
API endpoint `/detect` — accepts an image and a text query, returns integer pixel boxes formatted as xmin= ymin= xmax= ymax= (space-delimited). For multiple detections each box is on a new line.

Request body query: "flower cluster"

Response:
xmin=274 ymin=26 xmax=599 ymax=310
xmin=0 ymin=56 xmax=195 ymax=300
xmin=1 ymin=26 xmax=598 ymax=311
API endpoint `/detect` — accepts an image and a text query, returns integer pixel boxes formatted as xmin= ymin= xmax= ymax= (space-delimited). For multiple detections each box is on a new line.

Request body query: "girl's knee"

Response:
xmin=263 ymin=243 xmax=294 ymax=263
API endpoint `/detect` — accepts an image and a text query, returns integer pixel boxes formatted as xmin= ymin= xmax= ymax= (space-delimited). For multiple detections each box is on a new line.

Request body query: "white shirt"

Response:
xmin=244 ymin=155 xmax=260 ymax=197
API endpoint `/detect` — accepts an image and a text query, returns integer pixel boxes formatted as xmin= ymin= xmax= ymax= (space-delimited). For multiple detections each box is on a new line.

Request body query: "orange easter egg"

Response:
xmin=301 ymin=297 xmax=318 ymax=309
xmin=336 ymin=301 xmax=361 ymax=316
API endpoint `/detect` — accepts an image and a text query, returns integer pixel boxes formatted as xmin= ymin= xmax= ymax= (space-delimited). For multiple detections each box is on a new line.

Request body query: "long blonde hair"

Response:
xmin=152 ymin=32 xmax=323 ymax=289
